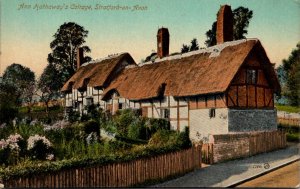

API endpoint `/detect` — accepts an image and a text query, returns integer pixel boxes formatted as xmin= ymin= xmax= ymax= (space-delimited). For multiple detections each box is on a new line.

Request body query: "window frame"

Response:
xmin=209 ymin=108 xmax=216 ymax=118
xmin=246 ymin=69 xmax=257 ymax=85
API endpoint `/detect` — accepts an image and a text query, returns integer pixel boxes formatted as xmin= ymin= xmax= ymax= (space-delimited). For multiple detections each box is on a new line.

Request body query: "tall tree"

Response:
xmin=190 ymin=38 xmax=199 ymax=51
xmin=0 ymin=82 xmax=18 ymax=124
xmin=181 ymin=44 xmax=189 ymax=53
xmin=48 ymin=22 xmax=91 ymax=85
xmin=2 ymin=63 xmax=35 ymax=106
xmin=277 ymin=43 xmax=300 ymax=106
xmin=232 ymin=7 xmax=253 ymax=40
xmin=38 ymin=63 xmax=64 ymax=112
xmin=205 ymin=22 xmax=217 ymax=47
xmin=181 ymin=38 xmax=200 ymax=53
xmin=205 ymin=6 xmax=253 ymax=47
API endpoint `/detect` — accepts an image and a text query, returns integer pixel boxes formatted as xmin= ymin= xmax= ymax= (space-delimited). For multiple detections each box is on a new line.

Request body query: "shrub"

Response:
xmin=114 ymin=109 xmax=137 ymax=136
xmin=27 ymin=135 xmax=53 ymax=160
xmin=127 ymin=119 xmax=146 ymax=140
xmin=0 ymin=134 xmax=26 ymax=165
xmin=83 ymin=120 xmax=100 ymax=136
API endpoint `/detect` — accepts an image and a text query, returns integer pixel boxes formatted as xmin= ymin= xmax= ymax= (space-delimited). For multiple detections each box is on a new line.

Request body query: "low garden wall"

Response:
xmin=202 ymin=130 xmax=286 ymax=164
xmin=1 ymin=145 xmax=201 ymax=188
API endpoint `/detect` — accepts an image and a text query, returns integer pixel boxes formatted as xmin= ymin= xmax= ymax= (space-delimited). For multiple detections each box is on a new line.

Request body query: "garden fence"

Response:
xmin=3 ymin=145 xmax=202 ymax=188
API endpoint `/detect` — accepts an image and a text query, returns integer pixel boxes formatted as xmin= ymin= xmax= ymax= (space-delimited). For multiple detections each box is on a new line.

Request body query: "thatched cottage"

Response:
xmin=61 ymin=5 xmax=280 ymax=142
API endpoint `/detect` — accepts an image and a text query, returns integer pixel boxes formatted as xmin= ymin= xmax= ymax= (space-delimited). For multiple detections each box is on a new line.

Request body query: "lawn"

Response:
xmin=275 ymin=104 xmax=300 ymax=113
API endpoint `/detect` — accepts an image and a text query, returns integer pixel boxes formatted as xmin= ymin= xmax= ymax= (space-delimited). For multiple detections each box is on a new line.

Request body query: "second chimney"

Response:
xmin=157 ymin=28 xmax=169 ymax=58
xmin=76 ymin=47 xmax=84 ymax=70
xmin=216 ymin=5 xmax=233 ymax=44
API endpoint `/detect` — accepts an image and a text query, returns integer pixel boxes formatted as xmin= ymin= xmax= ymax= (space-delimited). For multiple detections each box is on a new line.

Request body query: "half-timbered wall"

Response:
xmin=226 ymin=54 xmax=274 ymax=108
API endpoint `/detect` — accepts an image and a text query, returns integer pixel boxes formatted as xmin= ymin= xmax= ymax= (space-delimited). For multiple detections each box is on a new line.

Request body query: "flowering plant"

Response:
xmin=27 ymin=135 xmax=53 ymax=160
xmin=0 ymin=133 xmax=25 ymax=165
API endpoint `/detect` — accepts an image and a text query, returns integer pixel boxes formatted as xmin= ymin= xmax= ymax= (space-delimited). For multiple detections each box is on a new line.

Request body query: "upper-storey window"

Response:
xmin=246 ymin=69 xmax=257 ymax=84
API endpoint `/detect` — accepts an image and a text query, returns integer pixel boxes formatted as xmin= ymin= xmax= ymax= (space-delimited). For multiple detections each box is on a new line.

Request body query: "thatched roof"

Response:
xmin=61 ymin=53 xmax=136 ymax=92
xmin=102 ymin=39 xmax=280 ymax=100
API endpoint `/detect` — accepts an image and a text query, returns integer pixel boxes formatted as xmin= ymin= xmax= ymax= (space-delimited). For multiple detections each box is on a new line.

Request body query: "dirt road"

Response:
xmin=236 ymin=160 xmax=300 ymax=188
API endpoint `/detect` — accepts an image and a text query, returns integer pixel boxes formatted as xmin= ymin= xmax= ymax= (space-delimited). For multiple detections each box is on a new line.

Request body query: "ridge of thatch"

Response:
xmin=102 ymin=39 xmax=280 ymax=100
xmin=61 ymin=53 xmax=136 ymax=92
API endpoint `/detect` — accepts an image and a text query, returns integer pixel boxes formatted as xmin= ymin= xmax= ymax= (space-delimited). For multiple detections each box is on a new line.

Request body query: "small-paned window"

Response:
xmin=161 ymin=109 xmax=170 ymax=119
xmin=246 ymin=69 xmax=257 ymax=84
xmin=86 ymin=98 xmax=93 ymax=106
xmin=209 ymin=108 xmax=216 ymax=118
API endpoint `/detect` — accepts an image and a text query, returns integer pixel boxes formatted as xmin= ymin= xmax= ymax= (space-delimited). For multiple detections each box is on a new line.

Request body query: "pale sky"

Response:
xmin=1 ymin=0 xmax=299 ymax=77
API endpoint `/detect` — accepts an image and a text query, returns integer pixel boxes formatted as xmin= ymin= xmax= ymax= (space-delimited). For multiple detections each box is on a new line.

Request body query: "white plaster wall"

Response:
xmin=189 ymin=108 xmax=229 ymax=142
xmin=170 ymin=107 xmax=177 ymax=119
xmin=147 ymin=107 xmax=153 ymax=118
xmin=161 ymin=97 xmax=168 ymax=107
xmin=169 ymin=96 xmax=177 ymax=106
xmin=170 ymin=121 xmax=177 ymax=130
xmin=179 ymin=106 xmax=188 ymax=119
xmin=179 ymin=121 xmax=188 ymax=132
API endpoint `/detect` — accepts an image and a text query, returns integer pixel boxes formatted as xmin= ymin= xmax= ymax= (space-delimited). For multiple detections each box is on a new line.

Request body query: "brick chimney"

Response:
xmin=157 ymin=28 xmax=169 ymax=58
xmin=216 ymin=5 xmax=233 ymax=44
xmin=76 ymin=47 xmax=84 ymax=70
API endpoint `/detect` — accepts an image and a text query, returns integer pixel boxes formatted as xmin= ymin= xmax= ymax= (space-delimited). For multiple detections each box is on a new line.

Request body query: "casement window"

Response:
xmin=161 ymin=108 xmax=170 ymax=119
xmin=246 ymin=69 xmax=257 ymax=84
xmin=209 ymin=108 xmax=216 ymax=118
xmin=86 ymin=97 xmax=93 ymax=106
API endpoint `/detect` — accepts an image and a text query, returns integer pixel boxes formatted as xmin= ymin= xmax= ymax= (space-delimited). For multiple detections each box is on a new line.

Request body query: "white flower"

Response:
xmin=0 ymin=139 xmax=7 ymax=149
xmin=46 ymin=154 xmax=54 ymax=161
xmin=1 ymin=134 xmax=23 ymax=150
xmin=27 ymin=135 xmax=52 ymax=150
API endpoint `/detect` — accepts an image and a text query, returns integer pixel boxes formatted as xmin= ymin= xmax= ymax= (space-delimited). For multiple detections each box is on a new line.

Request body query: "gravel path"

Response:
xmin=153 ymin=144 xmax=300 ymax=187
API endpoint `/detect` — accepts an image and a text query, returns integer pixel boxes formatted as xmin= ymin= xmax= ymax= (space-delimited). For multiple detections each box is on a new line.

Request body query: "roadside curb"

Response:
xmin=227 ymin=156 xmax=300 ymax=188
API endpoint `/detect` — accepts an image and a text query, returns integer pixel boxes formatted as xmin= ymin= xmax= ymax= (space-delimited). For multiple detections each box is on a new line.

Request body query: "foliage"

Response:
xmin=38 ymin=63 xmax=63 ymax=112
xmin=232 ymin=7 xmax=253 ymax=40
xmin=48 ymin=22 xmax=91 ymax=84
xmin=0 ymin=83 xmax=18 ymax=124
xmin=114 ymin=109 xmax=137 ymax=137
xmin=27 ymin=135 xmax=53 ymax=160
xmin=0 ymin=139 xmax=189 ymax=181
xmin=276 ymin=43 xmax=300 ymax=106
xmin=181 ymin=38 xmax=199 ymax=53
xmin=286 ymin=132 xmax=300 ymax=142
xmin=181 ymin=44 xmax=189 ymax=53
xmin=148 ymin=127 xmax=191 ymax=149
xmin=83 ymin=120 xmax=100 ymax=136
xmin=2 ymin=63 xmax=36 ymax=105
xmin=275 ymin=104 xmax=300 ymax=113
xmin=205 ymin=6 xmax=253 ymax=47
xmin=205 ymin=21 xmax=217 ymax=47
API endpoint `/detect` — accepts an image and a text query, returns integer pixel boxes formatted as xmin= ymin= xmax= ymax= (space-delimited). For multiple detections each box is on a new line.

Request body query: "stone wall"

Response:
xmin=228 ymin=109 xmax=277 ymax=132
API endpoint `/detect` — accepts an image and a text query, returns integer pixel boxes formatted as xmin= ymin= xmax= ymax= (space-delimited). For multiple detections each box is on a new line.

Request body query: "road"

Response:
xmin=236 ymin=160 xmax=300 ymax=188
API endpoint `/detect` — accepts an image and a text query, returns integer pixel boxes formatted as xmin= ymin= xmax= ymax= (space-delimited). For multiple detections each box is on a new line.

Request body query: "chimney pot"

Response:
xmin=216 ymin=5 xmax=233 ymax=44
xmin=157 ymin=28 xmax=170 ymax=58
xmin=77 ymin=47 xmax=84 ymax=70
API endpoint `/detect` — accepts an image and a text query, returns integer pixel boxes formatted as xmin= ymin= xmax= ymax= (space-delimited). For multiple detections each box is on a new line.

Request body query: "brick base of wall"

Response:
xmin=204 ymin=130 xmax=286 ymax=163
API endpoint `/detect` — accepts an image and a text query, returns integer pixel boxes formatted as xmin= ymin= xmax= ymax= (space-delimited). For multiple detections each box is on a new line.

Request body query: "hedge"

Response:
xmin=0 ymin=143 xmax=188 ymax=181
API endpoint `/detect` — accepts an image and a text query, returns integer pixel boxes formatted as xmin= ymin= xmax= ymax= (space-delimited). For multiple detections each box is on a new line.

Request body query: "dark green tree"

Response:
xmin=205 ymin=21 xmax=217 ymax=47
xmin=277 ymin=43 xmax=300 ymax=106
xmin=190 ymin=38 xmax=199 ymax=51
xmin=48 ymin=22 xmax=91 ymax=84
xmin=181 ymin=44 xmax=189 ymax=53
xmin=233 ymin=7 xmax=253 ymax=40
xmin=0 ymin=82 xmax=18 ymax=124
xmin=205 ymin=6 xmax=253 ymax=47
xmin=2 ymin=63 xmax=35 ymax=106
xmin=38 ymin=63 xmax=64 ymax=112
